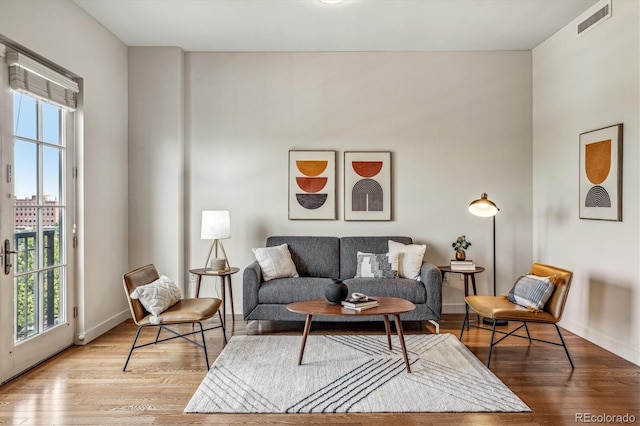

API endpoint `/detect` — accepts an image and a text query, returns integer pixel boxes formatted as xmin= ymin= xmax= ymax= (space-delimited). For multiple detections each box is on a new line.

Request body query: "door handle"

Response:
xmin=4 ymin=239 xmax=16 ymax=275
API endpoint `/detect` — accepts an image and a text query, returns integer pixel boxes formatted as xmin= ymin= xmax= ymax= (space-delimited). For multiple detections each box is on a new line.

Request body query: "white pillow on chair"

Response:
xmin=130 ymin=275 xmax=181 ymax=324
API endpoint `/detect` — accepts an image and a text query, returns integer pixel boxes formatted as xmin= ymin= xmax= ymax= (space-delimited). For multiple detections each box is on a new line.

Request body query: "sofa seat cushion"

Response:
xmin=258 ymin=277 xmax=334 ymax=304
xmin=342 ymin=278 xmax=426 ymax=304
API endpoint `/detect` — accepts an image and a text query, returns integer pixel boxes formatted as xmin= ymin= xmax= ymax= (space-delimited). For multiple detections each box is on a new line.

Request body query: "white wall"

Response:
xmin=128 ymin=47 xmax=184 ymax=284
xmin=3 ymin=0 xmax=636 ymax=368
xmin=185 ymin=51 xmax=534 ymax=313
xmin=0 ymin=0 xmax=129 ymax=343
xmin=533 ymin=0 xmax=639 ymax=364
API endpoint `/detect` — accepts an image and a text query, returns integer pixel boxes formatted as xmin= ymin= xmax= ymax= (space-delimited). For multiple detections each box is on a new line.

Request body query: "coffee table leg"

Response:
xmin=298 ymin=314 xmax=313 ymax=365
xmin=383 ymin=315 xmax=392 ymax=350
xmin=393 ymin=314 xmax=411 ymax=373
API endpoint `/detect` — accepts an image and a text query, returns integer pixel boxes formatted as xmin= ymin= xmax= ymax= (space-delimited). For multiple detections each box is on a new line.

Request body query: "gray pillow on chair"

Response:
xmin=507 ymin=275 xmax=555 ymax=311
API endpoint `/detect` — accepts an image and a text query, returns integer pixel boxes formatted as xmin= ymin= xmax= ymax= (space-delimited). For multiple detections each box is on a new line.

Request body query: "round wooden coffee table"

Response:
xmin=286 ymin=297 xmax=416 ymax=373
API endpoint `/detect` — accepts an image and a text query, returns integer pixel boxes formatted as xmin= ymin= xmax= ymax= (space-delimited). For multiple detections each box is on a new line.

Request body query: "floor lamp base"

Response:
xmin=483 ymin=317 xmax=508 ymax=326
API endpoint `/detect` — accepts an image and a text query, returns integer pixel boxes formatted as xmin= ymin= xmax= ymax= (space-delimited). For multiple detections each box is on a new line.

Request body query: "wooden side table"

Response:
xmin=437 ymin=266 xmax=485 ymax=297
xmin=189 ymin=267 xmax=239 ymax=329
xmin=439 ymin=266 xmax=485 ymax=328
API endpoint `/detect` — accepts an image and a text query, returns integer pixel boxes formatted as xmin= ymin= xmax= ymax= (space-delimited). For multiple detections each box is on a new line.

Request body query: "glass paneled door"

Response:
xmin=0 ymin=87 xmax=75 ymax=383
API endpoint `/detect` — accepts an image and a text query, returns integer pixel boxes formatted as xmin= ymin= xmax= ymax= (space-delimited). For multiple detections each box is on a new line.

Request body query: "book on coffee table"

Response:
xmin=341 ymin=301 xmax=379 ymax=311
xmin=341 ymin=298 xmax=378 ymax=309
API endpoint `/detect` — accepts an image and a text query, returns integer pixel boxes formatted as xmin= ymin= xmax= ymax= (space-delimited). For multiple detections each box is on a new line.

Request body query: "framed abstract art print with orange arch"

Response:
xmin=579 ymin=123 xmax=623 ymax=221
xmin=289 ymin=150 xmax=336 ymax=220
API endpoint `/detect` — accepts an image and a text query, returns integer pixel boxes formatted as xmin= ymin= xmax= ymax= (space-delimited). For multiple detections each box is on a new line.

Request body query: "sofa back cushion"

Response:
xmin=340 ymin=236 xmax=412 ymax=280
xmin=267 ymin=236 xmax=340 ymax=279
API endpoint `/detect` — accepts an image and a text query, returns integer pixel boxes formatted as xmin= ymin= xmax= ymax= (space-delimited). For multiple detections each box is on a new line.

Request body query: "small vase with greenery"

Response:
xmin=452 ymin=235 xmax=471 ymax=260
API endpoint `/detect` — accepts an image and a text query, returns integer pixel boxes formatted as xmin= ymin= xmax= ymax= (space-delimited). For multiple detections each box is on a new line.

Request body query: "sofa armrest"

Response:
xmin=243 ymin=261 xmax=263 ymax=319
xmin=420 ymin=262 xmax=442 ymax=321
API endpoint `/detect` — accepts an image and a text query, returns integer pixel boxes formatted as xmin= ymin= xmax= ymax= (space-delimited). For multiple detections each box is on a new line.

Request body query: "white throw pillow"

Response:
xmin=388 ymin=240 xmax=426 ymax=280
xmin=354 ymin=251 xmax=399 ymax=279
xmin=252 ymin=244 xmax=299 ymax=282
xmin=130 ymin=275 xmax=182 ymax=325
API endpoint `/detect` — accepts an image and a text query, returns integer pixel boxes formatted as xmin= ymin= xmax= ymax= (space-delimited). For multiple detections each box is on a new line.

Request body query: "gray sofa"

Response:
xmin=243 ymin=236 xmax=442 ymax=330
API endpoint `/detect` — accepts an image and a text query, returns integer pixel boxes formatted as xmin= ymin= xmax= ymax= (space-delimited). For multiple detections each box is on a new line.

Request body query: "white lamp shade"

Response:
xmin=468 ymin=193 xmax=499 ymax=217
xmin=201 ymin=210 xmax=231 ymax=239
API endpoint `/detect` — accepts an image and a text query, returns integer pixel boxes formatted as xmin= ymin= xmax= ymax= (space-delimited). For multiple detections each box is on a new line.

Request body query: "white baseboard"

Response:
xmin=561 ymin=318 xmax=640 ymax=366
xmin=75 ymin=309 xmax=130 ymax=345
xmin=442 ymin=302 xmax=467 ymax=314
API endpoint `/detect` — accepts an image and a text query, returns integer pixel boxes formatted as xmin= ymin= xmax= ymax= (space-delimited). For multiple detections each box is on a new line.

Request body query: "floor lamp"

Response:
xmin=468 ymin=193 xmax=507 ymax=326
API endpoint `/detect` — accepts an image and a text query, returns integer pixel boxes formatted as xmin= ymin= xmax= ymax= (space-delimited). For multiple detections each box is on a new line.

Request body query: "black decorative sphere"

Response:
xmin=325 ymin=279 xmax=348 ymax=305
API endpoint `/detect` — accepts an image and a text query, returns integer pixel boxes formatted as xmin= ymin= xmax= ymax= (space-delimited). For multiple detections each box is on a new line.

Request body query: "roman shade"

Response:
xmin=5 ymin=50 xmax=78 ymax=110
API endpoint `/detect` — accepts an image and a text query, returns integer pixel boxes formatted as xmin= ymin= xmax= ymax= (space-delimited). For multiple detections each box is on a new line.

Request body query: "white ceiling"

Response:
xmin=74 ymin=0 xmax=600 ymax=52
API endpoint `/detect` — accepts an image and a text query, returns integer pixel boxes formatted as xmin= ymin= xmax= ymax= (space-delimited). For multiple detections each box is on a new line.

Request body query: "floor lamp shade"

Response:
xmin=201 ymin=210 xmax=231 ymax=271
xmin=468 ymin=193 xmax=499 ymax=217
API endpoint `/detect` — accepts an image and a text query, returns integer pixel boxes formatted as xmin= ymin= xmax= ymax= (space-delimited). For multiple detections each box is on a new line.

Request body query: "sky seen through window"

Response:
xmin=13 ymin=93 xmax=63 ymax=202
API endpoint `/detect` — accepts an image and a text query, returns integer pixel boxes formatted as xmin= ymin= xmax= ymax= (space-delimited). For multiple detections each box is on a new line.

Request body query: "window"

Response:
xmin=13 ymin=91 xmax=69 ymax=341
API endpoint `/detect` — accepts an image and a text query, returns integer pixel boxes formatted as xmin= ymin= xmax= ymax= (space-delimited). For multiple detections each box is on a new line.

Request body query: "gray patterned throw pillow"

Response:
xmin=507 ymin=275 xmax=555 ymax=311
xmin=355 ymin=252 xmax=399 ymax=279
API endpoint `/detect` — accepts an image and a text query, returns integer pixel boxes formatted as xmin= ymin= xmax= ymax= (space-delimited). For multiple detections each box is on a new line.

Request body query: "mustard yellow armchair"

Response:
xmin=460 ymin=263 xmax=574 ymax=368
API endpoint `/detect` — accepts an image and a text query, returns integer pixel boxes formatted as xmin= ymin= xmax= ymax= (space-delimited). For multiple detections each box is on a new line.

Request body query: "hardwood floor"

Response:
xmin=0 ymin=314 xmax=638 ymax=425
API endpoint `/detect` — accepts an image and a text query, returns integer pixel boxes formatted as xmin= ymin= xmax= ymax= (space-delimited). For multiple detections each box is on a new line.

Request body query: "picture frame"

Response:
xmin=344 ymin=151 xmax=391 ymax=221
xmin=579 ymin=123 xmax=623 ymax=221
xmin=288 ymin=150 xmax=336 ymax=220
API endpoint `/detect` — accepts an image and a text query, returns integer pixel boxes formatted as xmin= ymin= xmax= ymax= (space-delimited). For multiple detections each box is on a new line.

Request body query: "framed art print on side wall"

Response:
xmin=579 ymin=123 xmax=623 ymax=221
xmin=289 ymin=150 xmax=336 ymax=220
xmin=344 ymin=151 xmax=391 ymax=221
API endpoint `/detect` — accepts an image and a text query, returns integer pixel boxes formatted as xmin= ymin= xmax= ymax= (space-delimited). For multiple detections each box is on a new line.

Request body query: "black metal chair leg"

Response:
xmin=487 ymin=320 xmax=497 ymax=368
xmin=123 ymin=326 xmax=144 ymax=372
xmin=155 ymin=326 xmax=162 ymax=343
xmin=555 ymin=323 xmax=574 ymax=368
xmin=524 ymin=322 xmax=532 ymax=342
xmin=197 ymin=322 xmax=210 ymax=369
xmin=219 ymin=310 xmax=228 ymax=344
xmin=459 ymin=304 xmax=470 ymax=340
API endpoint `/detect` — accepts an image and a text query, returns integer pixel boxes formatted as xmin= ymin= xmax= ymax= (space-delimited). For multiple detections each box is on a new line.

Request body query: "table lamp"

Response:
xmin=201 ymin=210 xmax=231 ymax=272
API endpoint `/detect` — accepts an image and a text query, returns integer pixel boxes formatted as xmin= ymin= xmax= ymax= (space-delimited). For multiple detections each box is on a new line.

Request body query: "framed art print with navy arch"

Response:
xmin=344 ymin=151 xmax=391 ymax=221
xmin=579 ymin=123 xmax=623 ymax=221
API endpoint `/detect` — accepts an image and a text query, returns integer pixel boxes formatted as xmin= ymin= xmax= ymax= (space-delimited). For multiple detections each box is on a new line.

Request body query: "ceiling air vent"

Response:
xmin=577 ymin=0 xmax=611 ymax=37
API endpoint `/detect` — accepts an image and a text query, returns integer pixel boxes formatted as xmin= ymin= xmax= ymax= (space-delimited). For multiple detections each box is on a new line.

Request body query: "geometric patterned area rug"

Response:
xmin=185 ymin=333 xmax=531 ymax=413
